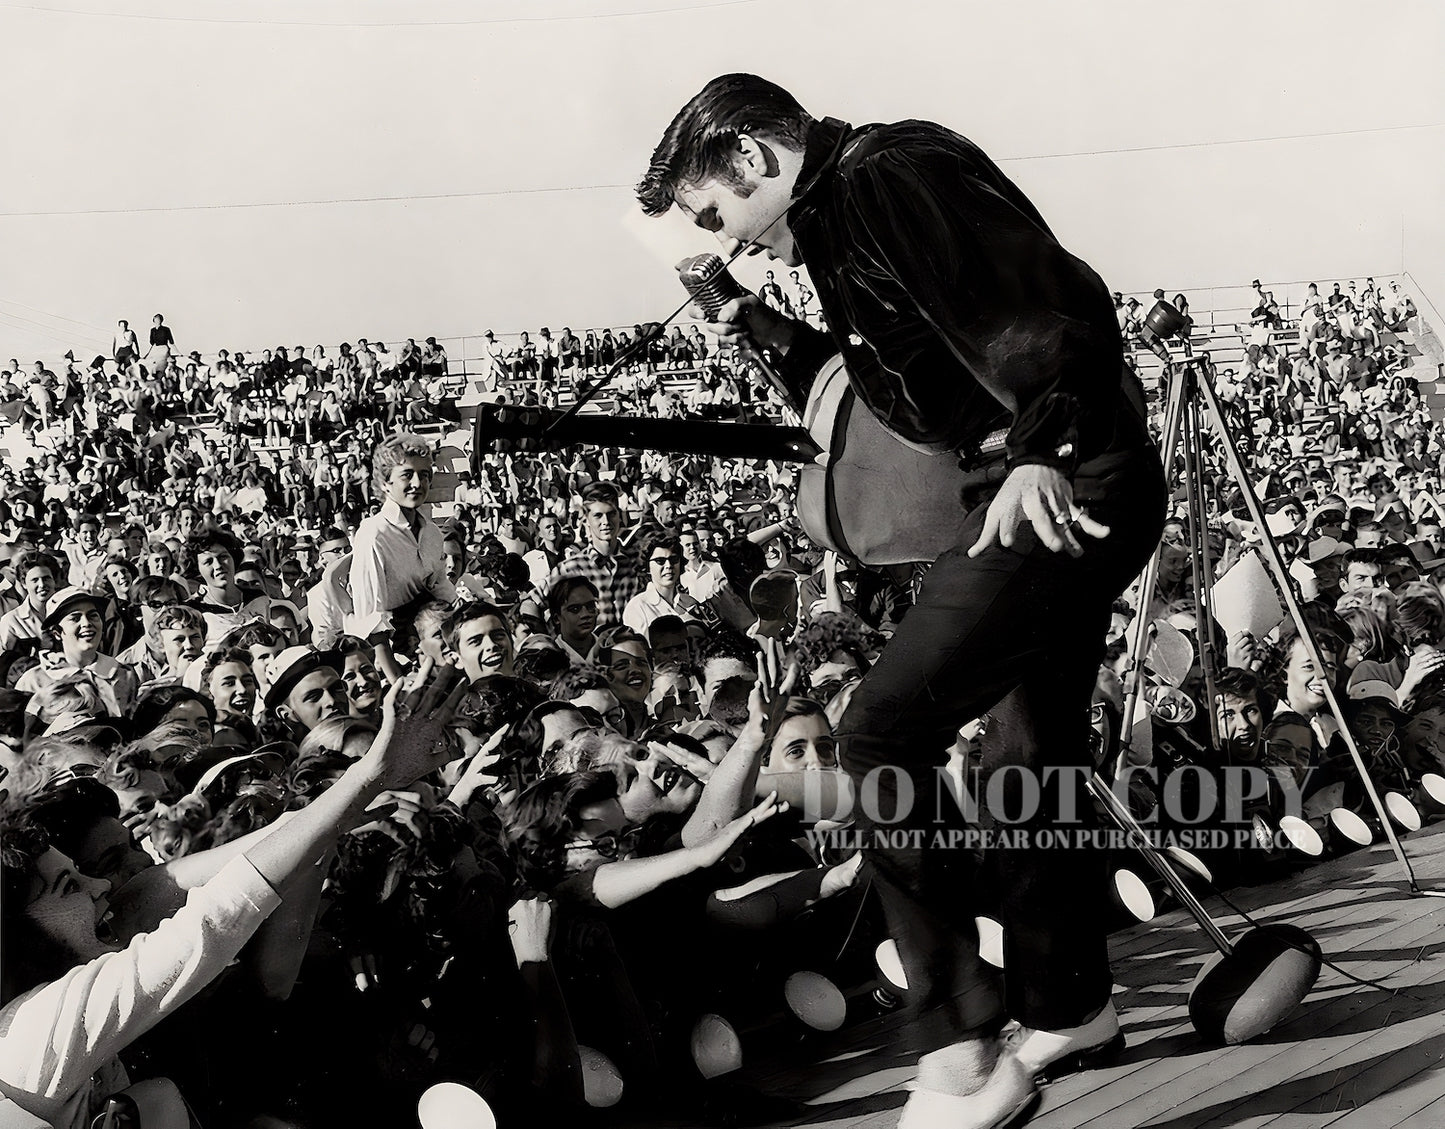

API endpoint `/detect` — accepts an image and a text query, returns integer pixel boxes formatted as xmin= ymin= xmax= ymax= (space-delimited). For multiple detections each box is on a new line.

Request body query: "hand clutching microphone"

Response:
xmin=688 ymin=292 xmax=800 ymax=367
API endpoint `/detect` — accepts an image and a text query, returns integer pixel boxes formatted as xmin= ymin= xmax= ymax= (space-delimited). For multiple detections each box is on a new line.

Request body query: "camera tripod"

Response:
xmin=1117 ymin=357 xmax=1439 ymax=895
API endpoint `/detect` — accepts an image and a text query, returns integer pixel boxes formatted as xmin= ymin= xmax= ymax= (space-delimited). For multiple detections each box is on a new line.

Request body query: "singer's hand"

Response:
xmin=701 ymin=294 xmax=796 ymax=359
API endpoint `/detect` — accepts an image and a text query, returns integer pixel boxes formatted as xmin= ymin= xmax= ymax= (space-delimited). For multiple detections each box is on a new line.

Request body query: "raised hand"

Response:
xmin=446 ymin=723 xmax=512 ymax=807
xmin=1399 ymin=648 xmax=1445 ymax=705
xmin=1225 ymin=630 xmax=1259 ymax=670
xmin=757 ymin=647 xmax=799 ymax=707
xmin=507 ymin=894 xmax=554 ymax=966
xmin=363 ymin=658 xmax=472 ymax=791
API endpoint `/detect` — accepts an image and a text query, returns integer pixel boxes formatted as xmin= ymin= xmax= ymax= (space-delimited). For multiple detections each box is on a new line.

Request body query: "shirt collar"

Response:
xmin=788 ymin=116 xmax=854 ymax=221
xmin=381 ymin=499 xmax=426 ymax=534
xmin=45 ymin=651 xmax=116 ymax=675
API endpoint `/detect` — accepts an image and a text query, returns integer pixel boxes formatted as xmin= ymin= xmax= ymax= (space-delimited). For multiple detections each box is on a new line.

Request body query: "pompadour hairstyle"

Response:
xmin=636 ymin=73 xmax=813 ymax=217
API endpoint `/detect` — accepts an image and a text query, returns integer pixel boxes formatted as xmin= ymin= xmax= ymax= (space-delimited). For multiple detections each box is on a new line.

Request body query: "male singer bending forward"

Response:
xmin=639 ymin=75 xmax=1165 ymax=1128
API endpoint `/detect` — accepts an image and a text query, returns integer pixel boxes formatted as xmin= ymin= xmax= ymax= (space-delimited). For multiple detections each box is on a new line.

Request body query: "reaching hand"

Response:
xmin=650 ymin=739 xmax=716 ymax=785
xmin=967 ymin=465 xmax=1110 ymax=559
xmin=1400 ymin=648 xmax=1445 ymax=702
xmin=691 ymin=791 xmax=787 ymax=869
xmin=508 ymin=894 xmax=554 ymax=966
xmin=363 ymin=658 xmax=472 ymax=791
xmin=731 ymin=652 xmax=800 ymax=758
xmin=446 ymin=723 xmax=512 ymax=807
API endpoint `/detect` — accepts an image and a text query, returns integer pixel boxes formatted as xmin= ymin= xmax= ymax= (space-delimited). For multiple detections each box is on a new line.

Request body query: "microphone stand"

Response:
xmin=545 ymin=320 xmax=671 ymax=435
xmin=544 ymin=240 xmax=763 ymax=437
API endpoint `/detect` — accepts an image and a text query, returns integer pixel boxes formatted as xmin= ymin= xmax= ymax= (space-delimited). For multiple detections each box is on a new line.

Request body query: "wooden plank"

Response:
xmin=1391 ymin=1093 xmax=1445 ymax=1129
xmin=1190 ymin=1009 xmax=1445 ymax=1128
xmin=1047 ymin=896 xmax=1445 ymax=1127
xmin=1028 ymin=880 xmax=1443 ymax=1127
xmin=1321 ymin=1043 xmax=1445 ymax=1127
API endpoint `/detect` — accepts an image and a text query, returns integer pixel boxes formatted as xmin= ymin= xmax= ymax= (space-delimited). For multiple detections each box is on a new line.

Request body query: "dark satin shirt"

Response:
xmin=776 ymin=116 xmax=1144 ymax=477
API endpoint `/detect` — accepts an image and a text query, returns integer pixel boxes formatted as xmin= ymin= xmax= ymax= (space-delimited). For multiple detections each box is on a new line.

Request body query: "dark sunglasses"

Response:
xmin=565 ymin=826 xmax=642 ymax=860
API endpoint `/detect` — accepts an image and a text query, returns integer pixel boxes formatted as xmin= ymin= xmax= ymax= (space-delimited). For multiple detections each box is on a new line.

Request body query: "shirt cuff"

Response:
xmin=1004 ymin=391 xmax=1083 ymax=475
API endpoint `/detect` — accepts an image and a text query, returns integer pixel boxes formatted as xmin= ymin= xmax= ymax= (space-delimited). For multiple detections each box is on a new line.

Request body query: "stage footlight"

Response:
xmin=783 ymin=971 xmax=847 ymax=1032
xmin=690 ymin=1014 xmax=744 ymax=1079
xmin=1276 ymin=815 xmax=1324 ymax=857
xmin=1385 ymin=791 xmax=1423 ymax=832
xmin=1417 ymin=773 xmax=1445 ymax=819
xmin=1112 ymin=868 xmax=1156 ymax=922
xmin=1328 ymin=808 xmax=1373 ymax=852
xmin=577 ymin=1045 xmax=624 ymax=1108
xmin=875 ymin=938 xmax=910 ymax=991
xmin=1165 ymin=845 xmax=1212 ymax=883
xmin=417 ymin=1082 xmax=496 ymax=1129
xmin=1188 ymin=924 xmax=1322 ymax=1045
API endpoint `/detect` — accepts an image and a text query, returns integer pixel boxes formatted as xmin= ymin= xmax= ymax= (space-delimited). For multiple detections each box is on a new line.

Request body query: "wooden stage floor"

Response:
xmin=673 ymin=820 xmax=1445 ymax=1129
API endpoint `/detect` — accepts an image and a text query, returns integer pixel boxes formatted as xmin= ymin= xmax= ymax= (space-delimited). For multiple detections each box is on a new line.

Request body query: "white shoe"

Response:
xmin=898 ymin=1049 xmax=1038 ymax=1129
xmin=1005 ymin=999 xmax=1124 ymax=1081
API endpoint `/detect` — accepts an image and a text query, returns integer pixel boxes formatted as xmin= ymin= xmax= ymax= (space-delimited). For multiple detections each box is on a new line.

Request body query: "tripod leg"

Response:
xmin=1182 ymin=393 xmax=1223 ymax=749
xmin=1118 ymin=371 xmax=1188 ymax=756
xmin=1190 ymin=370 xmax=1422 ymax=889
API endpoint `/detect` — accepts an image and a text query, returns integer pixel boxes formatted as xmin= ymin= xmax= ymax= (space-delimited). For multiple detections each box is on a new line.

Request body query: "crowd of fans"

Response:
xmin=0 ymin=272 xmax=1439 ymax=1129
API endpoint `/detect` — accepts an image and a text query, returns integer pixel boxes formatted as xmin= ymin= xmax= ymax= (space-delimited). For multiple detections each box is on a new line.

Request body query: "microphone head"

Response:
xmin=677 ymin=253 xmax=747 ymax=320
xmin=676 ymin=253 xmax=725 ymax=286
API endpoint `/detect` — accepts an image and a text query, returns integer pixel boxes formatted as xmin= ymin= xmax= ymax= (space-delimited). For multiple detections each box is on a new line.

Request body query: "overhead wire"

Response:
xmin=0 ymin=122 xmax=1436 ymax=220
xmin=1005 ymin=120 xmax=1445 ymax=163
xmin=0 ymin=0 xmax=762 ymax=28
xmin=0 ymin=296 xmax=111 ymax=336
xmin=0 ymin=309 xmax=101 ymax=350
xmin=0 ymin=182 xmax=632 ymax=219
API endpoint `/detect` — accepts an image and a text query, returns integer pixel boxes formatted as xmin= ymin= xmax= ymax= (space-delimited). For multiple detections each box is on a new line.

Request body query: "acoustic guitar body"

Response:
xmin=796 ymin=355 xmax=971 ymax=566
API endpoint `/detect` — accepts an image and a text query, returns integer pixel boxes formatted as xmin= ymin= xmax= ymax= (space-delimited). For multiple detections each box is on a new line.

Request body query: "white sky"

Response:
xmin=1 ymin=0 xmax=1442 ymax=365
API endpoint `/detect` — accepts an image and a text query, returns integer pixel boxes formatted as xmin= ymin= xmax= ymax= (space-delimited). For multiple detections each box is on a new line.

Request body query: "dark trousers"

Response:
xmin=837 ymin=445 xmax=1165 ymax=1047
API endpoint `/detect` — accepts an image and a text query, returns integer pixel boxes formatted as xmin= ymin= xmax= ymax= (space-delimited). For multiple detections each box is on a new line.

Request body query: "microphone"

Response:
xmin=676 ymin=253 xmax=789 ymax=402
